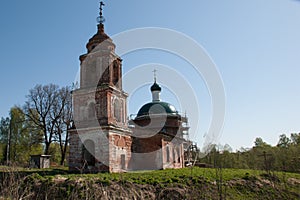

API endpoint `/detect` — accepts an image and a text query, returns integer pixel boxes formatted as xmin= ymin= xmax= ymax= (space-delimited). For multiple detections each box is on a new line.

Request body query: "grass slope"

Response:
xmin=0 ymin=166 xmax=299 ymax=199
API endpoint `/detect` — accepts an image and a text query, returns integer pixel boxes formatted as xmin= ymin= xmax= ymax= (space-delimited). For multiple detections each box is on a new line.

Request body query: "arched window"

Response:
xmin=82 ymin=140 xmax=95 ymax=166
xmin=88 ymin=102 xmax=96 ymax=120
xmin=173 ymin=148 xmax=176 ymax=163
xmin=177 ymin=147 xmax=181 ymax=163
xmin=113 ymin=60 xmax=119 ymax=87
xmin=99 ymin=66 xmax=109 ymax=85
xmin=166 ymin=146 xmax=170 ymax=162
xmin=121 ymin=154 xmax=126 ymax=170
xmin=114 ymin=98 xmax=122 ymax=122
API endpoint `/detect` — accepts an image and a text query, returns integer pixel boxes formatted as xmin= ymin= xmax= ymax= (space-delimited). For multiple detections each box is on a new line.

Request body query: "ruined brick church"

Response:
xmin=69 ymin=3 xmax=189 ymax=173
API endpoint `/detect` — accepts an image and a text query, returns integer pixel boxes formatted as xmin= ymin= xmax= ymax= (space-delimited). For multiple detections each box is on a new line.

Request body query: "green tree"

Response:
xmin=8 ymin=107 xmax=43 ymax=165
xmin=9 ymin=107 xmax=25 ymax=162
xmin=0 ymin=117 xmax=10 ymax=162
xmin=0 ymin=117 xmax=9 ymax=142
xmin=290 ymin=133 xmax=300 ymax=145
xmin=275 ymin=134 xmax=292 ymax=171
xmin=289 ymin=133 xmax=300 ymax=172
xmin=254 ymin=137 xmax=269 ymax=147
xmin=277 ymin=134 xmax=291 ymax=148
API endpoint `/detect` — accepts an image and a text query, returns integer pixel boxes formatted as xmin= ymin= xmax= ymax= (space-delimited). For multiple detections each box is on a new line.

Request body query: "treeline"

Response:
xmin=201 ymin=134 xmax=300 ymax=173
xmin=0 ymin=84 xmax=72 ymax=166
xmin=0 ymin=83 xmax=299 ymax=173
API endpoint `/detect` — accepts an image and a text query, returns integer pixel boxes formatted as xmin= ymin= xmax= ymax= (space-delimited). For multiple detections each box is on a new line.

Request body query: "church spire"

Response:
xmin=83 ymin=0 xmax=114 ymax=54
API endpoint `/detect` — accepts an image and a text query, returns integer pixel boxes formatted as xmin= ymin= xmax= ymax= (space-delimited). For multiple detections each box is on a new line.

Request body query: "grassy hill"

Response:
xmin=0 ymin=166 xmax=299 ymax=199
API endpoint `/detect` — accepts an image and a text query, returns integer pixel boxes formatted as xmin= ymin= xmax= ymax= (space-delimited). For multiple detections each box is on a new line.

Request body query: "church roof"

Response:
xmin=136 ymin=79 xmax=180 ymax=118
xmin=136 ymin=101 xmax=178 ymax=117
xmin=90 ymin=24 xmax=110 ymax=42
xmin=86 ymin=24 xmax=114 ymax=53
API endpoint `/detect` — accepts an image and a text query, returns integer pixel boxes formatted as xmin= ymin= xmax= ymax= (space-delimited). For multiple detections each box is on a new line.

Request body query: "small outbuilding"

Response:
xmin=30 ymin=155 xmax=51 ymax=169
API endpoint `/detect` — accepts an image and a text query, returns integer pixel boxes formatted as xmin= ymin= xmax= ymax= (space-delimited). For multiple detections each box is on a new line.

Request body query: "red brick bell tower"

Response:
xmin=69 ymin=2 xmax=132 ymax=173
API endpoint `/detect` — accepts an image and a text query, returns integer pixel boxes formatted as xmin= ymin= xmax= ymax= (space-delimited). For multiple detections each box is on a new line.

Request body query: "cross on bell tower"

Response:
xmin=97 ymin=1 xmax=105 ymax=24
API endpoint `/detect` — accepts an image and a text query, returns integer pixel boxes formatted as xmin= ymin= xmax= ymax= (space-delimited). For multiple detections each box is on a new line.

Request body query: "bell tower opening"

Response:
xmin=82 ymin=140 xmax=96 ymax=167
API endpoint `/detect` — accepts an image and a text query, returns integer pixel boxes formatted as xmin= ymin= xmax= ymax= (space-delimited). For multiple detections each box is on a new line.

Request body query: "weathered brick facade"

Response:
xmin=130 ymin=114 xmax=186 ymax=170
xmin=69 ymin=22 xmax=132 ymax=173
xmin=69 ymin=16 xmax=188 ymax=173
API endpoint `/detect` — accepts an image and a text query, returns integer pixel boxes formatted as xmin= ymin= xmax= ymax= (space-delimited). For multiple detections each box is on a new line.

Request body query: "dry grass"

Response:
xmin=0 ymin=166 xmax=299 ymax=199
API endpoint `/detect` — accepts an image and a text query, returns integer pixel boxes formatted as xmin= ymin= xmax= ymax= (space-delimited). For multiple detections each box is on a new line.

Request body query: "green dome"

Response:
xmin=137 ymin=101 xmax=178 ymax=117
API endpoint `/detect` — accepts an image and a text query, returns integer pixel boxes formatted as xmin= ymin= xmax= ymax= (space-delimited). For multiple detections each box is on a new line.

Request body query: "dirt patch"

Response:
xmin=288 ymin=178 xmax=300 ymax=185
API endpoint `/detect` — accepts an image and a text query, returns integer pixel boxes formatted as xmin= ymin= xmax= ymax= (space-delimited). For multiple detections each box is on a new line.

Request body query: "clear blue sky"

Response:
xmin=1 ymin=0 xmax=300 ymax=151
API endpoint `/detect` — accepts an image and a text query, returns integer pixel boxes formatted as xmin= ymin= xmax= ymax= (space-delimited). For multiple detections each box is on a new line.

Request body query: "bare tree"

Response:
xmin=52 ymin=86 xmax=72 ymax=165
xmin=23 ymin=84 xmax=72 ymax=157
